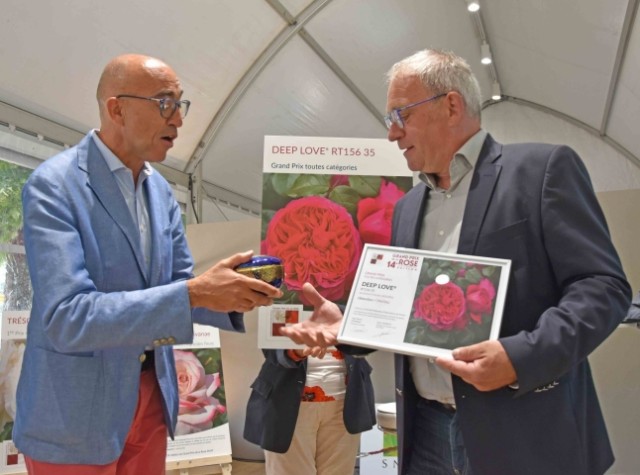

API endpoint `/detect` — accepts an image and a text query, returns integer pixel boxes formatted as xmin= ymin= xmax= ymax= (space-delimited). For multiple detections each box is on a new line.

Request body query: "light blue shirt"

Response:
xmin=91 ymin=130 xmax=152 ymax=276
xmin=409 ymin=129 xmax=487 ymax=405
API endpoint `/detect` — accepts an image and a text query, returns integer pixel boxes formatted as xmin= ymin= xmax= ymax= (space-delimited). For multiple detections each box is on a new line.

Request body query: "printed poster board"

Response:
xmin=0 ymin=311 xmax=28 ymax=474
xmin=258 ymin=135 xmax=413 ymax=348
xmin=166 ymin=324 xmax=232 ymax=465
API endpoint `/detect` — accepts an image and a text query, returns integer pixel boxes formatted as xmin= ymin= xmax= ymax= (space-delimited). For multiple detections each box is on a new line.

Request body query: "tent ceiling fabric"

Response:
xmin=1 ymin=0 xmax=639 ymax=216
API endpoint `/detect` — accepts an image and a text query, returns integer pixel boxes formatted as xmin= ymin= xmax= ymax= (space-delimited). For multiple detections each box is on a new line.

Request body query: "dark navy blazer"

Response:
xmin=391 ymin=134 xmax=630 ymax=475
xmin=244 ymin=349 xmax=376 ymax=453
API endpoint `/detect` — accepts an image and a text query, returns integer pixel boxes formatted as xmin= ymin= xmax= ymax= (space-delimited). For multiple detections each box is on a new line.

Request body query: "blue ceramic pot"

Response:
xmin=235 ymin=255 xmax=284 ymax=288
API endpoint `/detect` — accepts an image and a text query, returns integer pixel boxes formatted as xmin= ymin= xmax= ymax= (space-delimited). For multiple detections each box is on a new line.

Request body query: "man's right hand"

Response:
xmin=279 ymin=283 xmax=343 ymax=347
xmin=187 ymin=250 xmax=282 ymax=313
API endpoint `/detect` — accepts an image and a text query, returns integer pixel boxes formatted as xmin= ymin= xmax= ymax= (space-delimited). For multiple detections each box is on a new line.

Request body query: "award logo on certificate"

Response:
xmin=337 ymin=244 xmax=511 ymax=358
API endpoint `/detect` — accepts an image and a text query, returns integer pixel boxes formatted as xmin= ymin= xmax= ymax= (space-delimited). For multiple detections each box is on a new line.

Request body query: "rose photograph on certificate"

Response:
xmin=404 ymin=259 xmax=502 ymax=350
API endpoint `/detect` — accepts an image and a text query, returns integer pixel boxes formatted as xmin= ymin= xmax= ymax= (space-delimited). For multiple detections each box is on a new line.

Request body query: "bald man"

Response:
xmin=13 ymin=54 xmax=281 ymax=475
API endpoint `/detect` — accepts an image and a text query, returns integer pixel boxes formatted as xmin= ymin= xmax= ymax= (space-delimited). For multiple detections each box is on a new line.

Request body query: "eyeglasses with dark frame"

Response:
xmin=383 ymin=92 xmax=447 ymax=129
xmin=116 ymin=94 xmax=191 ymax=119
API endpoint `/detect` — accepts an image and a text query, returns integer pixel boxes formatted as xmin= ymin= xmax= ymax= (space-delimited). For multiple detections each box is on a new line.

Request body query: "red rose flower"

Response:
xmin=465 ymin=278 xmax=496 ymax=323
xmin=357 ymin=180 xmax=405 ymax=245
xmin=262 ymin=195 xmax=361 ymax=303
xmin=413 ymin=282 xmax=467 ymax=330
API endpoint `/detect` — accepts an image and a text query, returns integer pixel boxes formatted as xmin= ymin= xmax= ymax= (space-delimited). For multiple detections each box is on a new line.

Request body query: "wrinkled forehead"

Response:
xmin=387 ymin=74 xmax=428 ymax=105
xmin=132 ymin=61 xmax=183 ymax=97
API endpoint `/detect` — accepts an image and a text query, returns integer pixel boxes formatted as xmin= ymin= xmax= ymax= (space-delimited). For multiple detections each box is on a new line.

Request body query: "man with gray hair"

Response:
xmin=283 ymin=49 xmax=630 ymax=475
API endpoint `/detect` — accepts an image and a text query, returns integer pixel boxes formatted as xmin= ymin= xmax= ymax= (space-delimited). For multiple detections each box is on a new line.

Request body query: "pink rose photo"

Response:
xmin=262 ymin=173 xmax=412 ymax=307
xmin=404 ymin=260 xmax=502 ymax=349
xmin=174 ymin=348 xmax=227 ymax=436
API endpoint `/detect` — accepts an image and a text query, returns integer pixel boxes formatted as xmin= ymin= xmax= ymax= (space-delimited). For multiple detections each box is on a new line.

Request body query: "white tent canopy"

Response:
xmin=1 ymin=0 xmax=639 ymax=222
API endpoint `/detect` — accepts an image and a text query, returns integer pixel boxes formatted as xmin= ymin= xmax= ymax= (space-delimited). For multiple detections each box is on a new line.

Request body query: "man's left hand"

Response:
xmin=279 ymin=283 xmax=342 ymax=347
xmin=436 ymin=340 xmax=517 ymax=392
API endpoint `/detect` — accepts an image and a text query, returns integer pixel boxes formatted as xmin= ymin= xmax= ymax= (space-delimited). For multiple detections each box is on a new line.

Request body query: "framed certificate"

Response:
xmin=337 ymin=244 xmax=511 ymax=358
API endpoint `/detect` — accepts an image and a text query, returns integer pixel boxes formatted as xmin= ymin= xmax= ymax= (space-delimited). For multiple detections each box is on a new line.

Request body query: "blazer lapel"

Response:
xmin=396 ymin=182 xmax=429 ymax=248
xmin=457 ymin=134 xmax=502 ymax=254
xmin=145 ymin=172 xmax=166 ymax=287
xmin=80 ymin=136 xmax=149 ymax=282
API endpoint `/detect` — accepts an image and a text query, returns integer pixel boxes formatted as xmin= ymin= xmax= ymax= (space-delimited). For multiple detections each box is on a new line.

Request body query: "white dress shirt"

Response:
xmin=92 ymin=130 xmax=153 ymax=276
xmin=409 ymin=129 xmax=487 ymax=405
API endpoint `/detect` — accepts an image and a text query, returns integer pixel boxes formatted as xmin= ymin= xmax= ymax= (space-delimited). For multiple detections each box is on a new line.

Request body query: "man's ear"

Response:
xmin=445 ymin=91 xmax=465 ymax=125
xmin=105 ymin=97 xmax=125 ymax=125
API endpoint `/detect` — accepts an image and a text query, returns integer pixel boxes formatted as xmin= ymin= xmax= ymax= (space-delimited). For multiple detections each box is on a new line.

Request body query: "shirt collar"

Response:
xmin=90 ymin=129 xmax=153 ymax=178
xmin=419 ymin=129 xmax=487 ymax=192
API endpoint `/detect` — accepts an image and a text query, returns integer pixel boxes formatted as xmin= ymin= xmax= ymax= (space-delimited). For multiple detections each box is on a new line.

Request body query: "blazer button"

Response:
xmin=139 ymin=353 xmax=147 ymax=363
xmin=395 ymin=388 xmax=403 ymax=396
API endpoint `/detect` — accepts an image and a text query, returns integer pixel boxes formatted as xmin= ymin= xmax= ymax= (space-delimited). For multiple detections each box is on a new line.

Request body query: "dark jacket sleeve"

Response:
xmin=243 ymin=350 xmax=306 ymax=453
xmin=343 ymin=354 xmax=377 ymax=434
xmin=623 ymin=291 xmax=640 ymax=323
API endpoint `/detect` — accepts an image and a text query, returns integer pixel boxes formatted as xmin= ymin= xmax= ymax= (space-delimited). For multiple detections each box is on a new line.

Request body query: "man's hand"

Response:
xmin=279 ymin=283 xmax=342 ymax=347
xmin=187 ymin=250 xmax=283 ymax=313
xmin=291 ymin=346 xmax=327 ymax=359
xmin=436 ymin=340 xmax=517 ymax=392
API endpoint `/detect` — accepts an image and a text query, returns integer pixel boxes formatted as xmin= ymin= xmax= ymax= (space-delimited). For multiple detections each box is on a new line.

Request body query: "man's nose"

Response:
xmin=167 ymin=109 xmax=184 ymax=128
xmin=387 ymin=122 xmax=403 ymax=142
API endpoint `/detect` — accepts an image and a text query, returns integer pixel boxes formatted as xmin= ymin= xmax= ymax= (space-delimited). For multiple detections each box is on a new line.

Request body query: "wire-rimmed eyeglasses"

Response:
xmin=383 ymin=92 xmax=447 ymax=129
xmin=116 ymin=94 xmax=191 ymax=119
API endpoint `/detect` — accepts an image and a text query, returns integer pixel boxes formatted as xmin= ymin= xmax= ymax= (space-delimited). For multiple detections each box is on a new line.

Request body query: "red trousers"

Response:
xmin=25 ymin=368 xmax=167 ymax=475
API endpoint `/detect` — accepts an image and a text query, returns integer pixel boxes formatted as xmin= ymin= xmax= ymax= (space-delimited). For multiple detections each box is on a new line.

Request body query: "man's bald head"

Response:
xmin=94 ymin=54 xmax=184 ymax=174
xmin=96 ymin=54 xmax=174 ymax=118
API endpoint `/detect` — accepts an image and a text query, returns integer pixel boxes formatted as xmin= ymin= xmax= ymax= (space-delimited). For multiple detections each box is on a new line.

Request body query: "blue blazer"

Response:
xmin=13 ymin=133 xmax=244 ymax=464
xmin=391 ymin=135 xmax=630 ymax=475
xmin=243 ymin=350 xmax=376 ymax=453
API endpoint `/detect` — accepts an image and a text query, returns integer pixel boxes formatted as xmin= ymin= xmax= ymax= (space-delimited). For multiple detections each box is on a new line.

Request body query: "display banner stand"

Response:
xmin=166 ymin=324 xmax=232 ymax=474
xmin=166 ymin=453 xmax=232 ymax=474
xmin=0 ymin=310 xmax=28 ymax=474
xmin=258 ymin=135 xmax=413 ymax=348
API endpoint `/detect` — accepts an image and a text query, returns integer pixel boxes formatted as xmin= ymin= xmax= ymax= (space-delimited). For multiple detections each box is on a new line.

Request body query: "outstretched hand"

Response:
xmin=436 ymin=340 xmax=517 ymax=392
xmin=279 ymin=283 xmax=343 ymax=348
xmin=291 ymin=346 xmax=328 ymax=359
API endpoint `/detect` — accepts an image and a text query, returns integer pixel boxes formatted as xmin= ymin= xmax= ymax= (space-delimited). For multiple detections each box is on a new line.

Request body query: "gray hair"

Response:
xmin=386 ymin=49 xmax=482 ymax=118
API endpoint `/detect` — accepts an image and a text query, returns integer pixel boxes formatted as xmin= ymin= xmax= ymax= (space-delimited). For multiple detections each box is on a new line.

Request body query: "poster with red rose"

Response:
xmin=337 ymin=244 xmax=510 ymax=358
xmin=258 ymin=136 xmax=413 ymax=348
xmin=166 ymin=324 xmax=232 ymax=467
